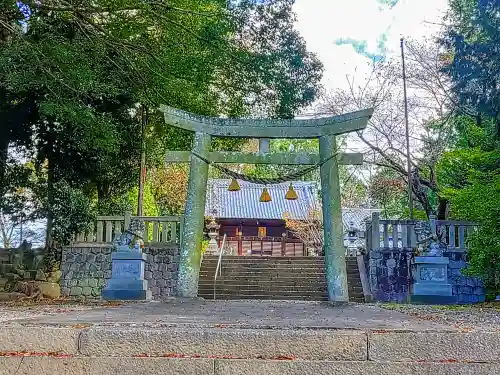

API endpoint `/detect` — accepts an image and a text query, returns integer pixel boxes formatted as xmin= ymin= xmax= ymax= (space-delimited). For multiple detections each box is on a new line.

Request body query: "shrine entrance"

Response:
xmin=161 ymin=105 xmax=373 ymax=302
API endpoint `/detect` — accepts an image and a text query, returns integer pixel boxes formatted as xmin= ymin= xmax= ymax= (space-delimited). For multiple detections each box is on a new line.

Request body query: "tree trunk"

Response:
xmin=45 ymin=159 xmax=54 ymax=250
xmin=97 ymin=182 xmax=112 ymax=203
xmin=437 ymin=197 xmax=449 ymax=220
xmin=0 ymin=134 xmax=8 ymax=186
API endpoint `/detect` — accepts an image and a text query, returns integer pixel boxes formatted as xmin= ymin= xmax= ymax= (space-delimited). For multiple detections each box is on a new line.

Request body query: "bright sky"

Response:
xmin=293 ymin=0 xmax=449 ymax=93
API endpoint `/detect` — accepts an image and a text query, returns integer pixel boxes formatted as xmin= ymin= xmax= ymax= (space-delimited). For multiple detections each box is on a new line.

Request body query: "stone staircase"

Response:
xmin=198 ymin=256 xmax=365 ymax=302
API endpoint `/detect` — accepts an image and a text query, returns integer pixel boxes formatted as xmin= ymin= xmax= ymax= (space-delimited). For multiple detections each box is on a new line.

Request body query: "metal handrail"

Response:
xmin=213 ymin=234 xmax=227 ymax=300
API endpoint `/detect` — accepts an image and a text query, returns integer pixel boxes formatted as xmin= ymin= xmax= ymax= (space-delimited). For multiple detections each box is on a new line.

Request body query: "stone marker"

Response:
xmin=411 ymin=216 xmax=457 ymax=304
xmin=102 ymin=220 xmax=152 ymax=300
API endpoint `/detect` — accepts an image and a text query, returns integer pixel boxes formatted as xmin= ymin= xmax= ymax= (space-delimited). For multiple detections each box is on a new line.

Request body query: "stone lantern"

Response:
xmin=206 ymin=216 xmax=220 ymax=255
xmin=346 ymin=221 xmax=360 ymax=257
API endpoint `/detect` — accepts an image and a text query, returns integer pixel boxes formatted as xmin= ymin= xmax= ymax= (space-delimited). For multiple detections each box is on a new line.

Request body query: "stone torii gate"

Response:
xmin=160 ymin=105 xmax=373 ymax=302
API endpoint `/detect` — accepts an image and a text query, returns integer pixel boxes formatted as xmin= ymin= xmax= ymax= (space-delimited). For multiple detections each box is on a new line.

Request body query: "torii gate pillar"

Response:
xmin=177 ymin=132 xmax=211 ymax=298
xmin=319 ymin=135 xmax=348 ymax=302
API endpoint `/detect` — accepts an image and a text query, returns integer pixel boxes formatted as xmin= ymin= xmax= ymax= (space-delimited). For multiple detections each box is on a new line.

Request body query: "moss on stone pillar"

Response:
xmin=319 ymin=135 xmax=349 ymax=302
xmin=176 ymin=132 xmax=211 ymax=298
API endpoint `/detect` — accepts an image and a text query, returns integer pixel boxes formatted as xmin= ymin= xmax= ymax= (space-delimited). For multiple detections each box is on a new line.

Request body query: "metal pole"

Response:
xmin=400 ymin=38 xmax=414 ymax=219
xmin=137 ymin=105 xmax=147 ymax=216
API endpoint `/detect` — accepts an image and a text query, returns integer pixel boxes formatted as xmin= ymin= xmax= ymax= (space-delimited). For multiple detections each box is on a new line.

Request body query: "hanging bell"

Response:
xmin=228 ymin=178 xmax=241 ymax=192
xmin=260 ymin=187 xmax=272 ymax=202
xmin=285 ymin=183 xmax=298 ymax=200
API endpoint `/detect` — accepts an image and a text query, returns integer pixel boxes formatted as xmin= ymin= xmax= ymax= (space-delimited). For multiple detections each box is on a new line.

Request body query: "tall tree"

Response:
xmin=0 ymin=0 xmax=323 ymax=247
xmin=320 ymin=40 xmax=456 ymax=218
xmin=443 ymin=0 xmax=500 ymax=135
xmin=439 ymin=0 xmax=500 ymax=294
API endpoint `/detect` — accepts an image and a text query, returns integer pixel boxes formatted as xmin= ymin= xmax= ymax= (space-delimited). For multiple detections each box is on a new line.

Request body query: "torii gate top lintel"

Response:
xmin=160 ymin=105 xmax=373 ymax=139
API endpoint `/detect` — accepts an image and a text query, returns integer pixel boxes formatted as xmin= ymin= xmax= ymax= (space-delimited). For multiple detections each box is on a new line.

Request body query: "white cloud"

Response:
xmin=293 ymin=0 xmax=449 ymax=92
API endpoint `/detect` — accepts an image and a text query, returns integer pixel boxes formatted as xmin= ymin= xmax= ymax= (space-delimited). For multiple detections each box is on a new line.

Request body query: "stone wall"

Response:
xmin=0 ymin=247 xmax=46 ymax=290
xmin=447 ymin=251 xmax=485 ymax=304
xmin=368 ymin=249 xmax=413 ymax=303
xmin=368 ymin=249 xmax=485 ymax=303
xmin=61 ymin=245 xmax=180 ymax=300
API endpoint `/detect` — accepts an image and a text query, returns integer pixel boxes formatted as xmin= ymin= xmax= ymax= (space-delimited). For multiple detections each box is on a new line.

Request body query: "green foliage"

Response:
xmin=201 ymin=239 xmax=209 ymax=255
xmin=127 ymin=184 xmax=159 ymax=217
xmin=369 ymin=168 xmax=407 ymax=219
xmin=443 ymin=0 xmax=500 ymax=130
xmin=440 ymin=158 xmax=500 ymax=291
xmin=440 ymin=0 xmax=500 ymax=291
xmin=0 ymin=0 xmax=323 ymax=246
xmin=50 ymin=180 xmax=95 ymax=246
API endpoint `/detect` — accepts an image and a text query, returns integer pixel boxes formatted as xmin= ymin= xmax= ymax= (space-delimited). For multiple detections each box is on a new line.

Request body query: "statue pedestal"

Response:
xmin=102 ymin=249 xmax=152 ymax=301
xmin=411 ymin=256 xmax=456 ymax=305
xmin=205 ymin=237 xmax=220 ymax=255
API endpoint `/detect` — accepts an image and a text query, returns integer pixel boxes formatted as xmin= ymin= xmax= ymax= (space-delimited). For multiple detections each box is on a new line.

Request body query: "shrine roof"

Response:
xmin=205 ymin=179 xmax=380 ymax=230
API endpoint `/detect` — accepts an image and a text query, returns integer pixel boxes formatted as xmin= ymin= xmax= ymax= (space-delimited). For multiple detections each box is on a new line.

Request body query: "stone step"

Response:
xmin=201 ymin=263 xmax=326 ymax=268
xmin=201 ymin=293 xmax=364 ymax=302
xmin=2 ymin=326 xmax=498 ymax=374
xmin=198 ymin=278 xmax=327 ymax=285
xmin=199 ymin=278 xmax=361 ymax=287
xmin=200 ymin=270 xmax=325 ymax=278
xmin=5 ymin=357 xmax=497 ymax=375
xmin=199 ymin=256 xmax=364 ymax=303
xmin=201 ymin=293 xmax=365 ymax=301
xmin=199 ymin=285 xmax=364 ymax=296
xmin=199 ymin=286 xmax=328 ymax=294
xmin=202 ymin=259 xmax=326 ymax=264
xmin=203 ymin=256 xmax=327 ymax=260
xmin=199 ymin=278 xmax=327 ymax=286
xmin=200 ymin=269 xmax=328 ymax=275
xmin=200 ymin=272 xmax=327 ymax=278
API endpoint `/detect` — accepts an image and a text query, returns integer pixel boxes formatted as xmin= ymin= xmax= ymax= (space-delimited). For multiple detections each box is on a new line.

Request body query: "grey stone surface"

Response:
xmin=0 ymin=357 xmax=213 ymax=375
xmin=369 ymin=331 xmax=500 ymax=362
xmin=9 ymin=300 xmax=450 ymax=331
xmin=61 ymin=246 xmax=180 ymax=300
xmin=214 ymin=360 xmax=500 ymax=375
xmin=79 ymin=327 xmax=366 ymax=360
xmin=0 ymin=358 xmax=498 ymax=375
xmin=0 ymin=327 xmax=79 ymax=353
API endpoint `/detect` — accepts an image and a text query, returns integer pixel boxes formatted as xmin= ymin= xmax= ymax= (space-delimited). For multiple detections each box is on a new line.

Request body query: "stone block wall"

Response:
xmin=368 ymin=249 xmax=485 ymax=303
xmin=61 ymin=245 xmax=180 ymax=300
xmin=369 ymin=249 xmax=413 ymax=303
xmin=0 ymin=247 xmax=46 ymax=290
xmin=446 ymin=251 xmax=485 ymax=304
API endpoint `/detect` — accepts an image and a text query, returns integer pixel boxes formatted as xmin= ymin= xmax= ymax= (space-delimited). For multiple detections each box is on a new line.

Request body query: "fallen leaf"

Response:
xmin=270 ymin=355 xmax=296 ymax=360
xmin=0 ymin=351 xmax=72 ymax=358
xmin=371 ymin=329 xmax=390 ymax=334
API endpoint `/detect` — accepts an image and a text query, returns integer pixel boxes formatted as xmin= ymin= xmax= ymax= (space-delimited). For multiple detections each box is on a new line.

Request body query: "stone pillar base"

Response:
xmin=102 ymin=250 xmax=152 ymax=301
xmin=411 ymin=256 xmax=455 ymax=305
xmin=410 ymin=294 xmax=457 ymax=305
